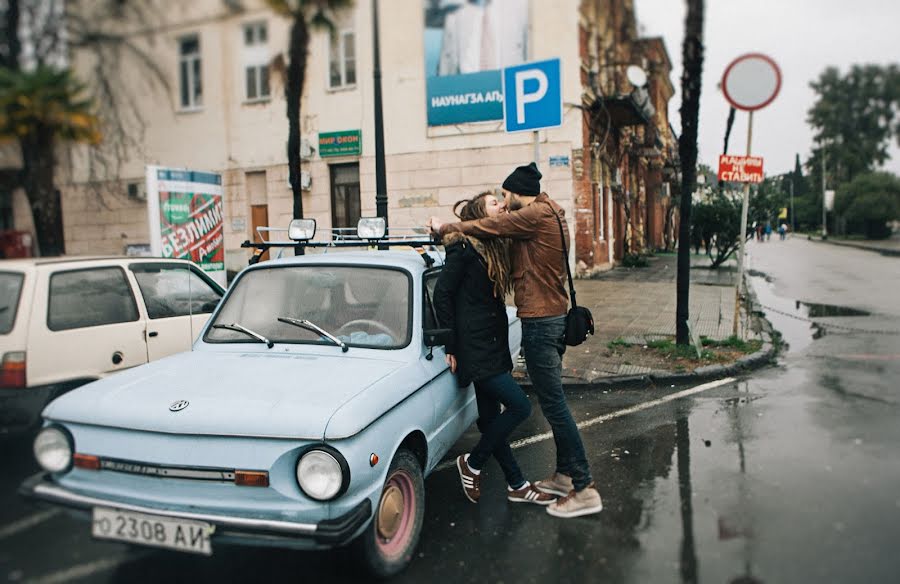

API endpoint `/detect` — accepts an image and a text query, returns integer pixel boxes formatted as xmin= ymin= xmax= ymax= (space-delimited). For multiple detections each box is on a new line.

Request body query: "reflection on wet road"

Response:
xmin=3 ymin=238 xmax=900 ymax=583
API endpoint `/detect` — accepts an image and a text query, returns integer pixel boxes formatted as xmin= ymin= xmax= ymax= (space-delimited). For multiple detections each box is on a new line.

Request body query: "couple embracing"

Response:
xmin=428 ymin=162 xmax=602 ymax=519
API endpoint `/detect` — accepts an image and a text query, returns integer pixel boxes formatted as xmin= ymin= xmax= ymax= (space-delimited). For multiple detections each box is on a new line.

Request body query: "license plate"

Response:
xmin=92 ymin=507 xmax=214 ymax=555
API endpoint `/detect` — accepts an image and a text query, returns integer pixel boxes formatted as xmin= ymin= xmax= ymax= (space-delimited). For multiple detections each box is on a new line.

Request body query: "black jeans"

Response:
xmin=521 ymin=315 xmax=593 ymax=491
xmin=467 ymin=372 xmax=531 ymax=489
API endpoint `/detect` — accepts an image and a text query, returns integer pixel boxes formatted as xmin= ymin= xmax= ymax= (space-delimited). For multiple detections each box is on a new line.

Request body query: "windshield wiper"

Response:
xmin=277 ymin=317 xmax=348 ymax=353
xmin=212 ymin=323 xmax=274 ymax=348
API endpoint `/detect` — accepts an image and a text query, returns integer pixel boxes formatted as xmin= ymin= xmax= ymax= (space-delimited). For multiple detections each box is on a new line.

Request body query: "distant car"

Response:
xmin=0 ymin=257 xmax=224 ymax=431
xmin=19 ymin=226 xmax=522 ymax=577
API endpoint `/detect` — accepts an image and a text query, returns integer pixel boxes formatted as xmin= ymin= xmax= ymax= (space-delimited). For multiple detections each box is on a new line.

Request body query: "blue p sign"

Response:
xmin=503 ymin=58 xmax=563 ymax=133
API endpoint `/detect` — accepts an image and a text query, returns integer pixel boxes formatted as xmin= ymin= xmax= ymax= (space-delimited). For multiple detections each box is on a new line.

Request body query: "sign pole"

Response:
xmin=533 ymin=131 xmax=540 ymax=168
xmin=732 ymin=110 xmax=754 ymax=337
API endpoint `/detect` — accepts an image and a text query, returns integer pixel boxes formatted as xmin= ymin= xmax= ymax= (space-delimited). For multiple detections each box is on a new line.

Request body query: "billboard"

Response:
xmin=424 ymin=0 xmax=529 ymax=126
xmin=146 ymin=166 xmax=226 ymax=286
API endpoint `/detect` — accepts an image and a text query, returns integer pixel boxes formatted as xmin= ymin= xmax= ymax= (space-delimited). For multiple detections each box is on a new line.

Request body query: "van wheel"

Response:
xmin=352 ymin=448 xmax=424 ymax=578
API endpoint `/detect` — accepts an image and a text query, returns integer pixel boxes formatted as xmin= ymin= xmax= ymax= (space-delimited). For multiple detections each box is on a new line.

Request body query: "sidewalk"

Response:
xmin=808 ymin=234 xmax=900 ymax=257
xmin=514 ymin=253 xmax=771 ymax=385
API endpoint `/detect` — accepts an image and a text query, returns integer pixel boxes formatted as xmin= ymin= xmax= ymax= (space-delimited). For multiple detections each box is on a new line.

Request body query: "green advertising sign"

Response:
xmin=319 ymin=130 xmax=362 ymax=157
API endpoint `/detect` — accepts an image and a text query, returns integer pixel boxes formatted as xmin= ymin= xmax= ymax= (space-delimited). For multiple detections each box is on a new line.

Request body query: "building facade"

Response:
xmin=3 ymin=0 xmax=677 ymax=274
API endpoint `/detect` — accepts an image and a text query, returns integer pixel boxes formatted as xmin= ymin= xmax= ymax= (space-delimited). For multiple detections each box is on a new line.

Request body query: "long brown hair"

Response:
xmin=452 ymin=192 xmax=512 ymax=298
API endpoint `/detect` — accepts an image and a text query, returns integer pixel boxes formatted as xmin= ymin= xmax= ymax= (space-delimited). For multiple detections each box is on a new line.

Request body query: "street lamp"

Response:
xmin=372 ymin=0 xmax=388 ymax=230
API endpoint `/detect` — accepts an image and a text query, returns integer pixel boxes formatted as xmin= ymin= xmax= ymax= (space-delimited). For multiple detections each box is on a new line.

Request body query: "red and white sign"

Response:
xmin=721 ymin=53 xmax=782 ymax=112
xmin=718 ymin=155 xmax=764 ymax=183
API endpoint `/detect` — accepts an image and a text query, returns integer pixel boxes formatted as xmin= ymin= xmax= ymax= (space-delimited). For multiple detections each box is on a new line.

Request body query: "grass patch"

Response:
xmin=701 ymin=335 xmax=762 ymax=353
xmin=607 ymin=337 xmax=630 ymax=350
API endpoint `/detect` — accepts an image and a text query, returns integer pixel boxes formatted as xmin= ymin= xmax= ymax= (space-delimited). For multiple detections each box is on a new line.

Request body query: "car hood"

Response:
xmin=43 ymin=350 xmax=405 ymax=439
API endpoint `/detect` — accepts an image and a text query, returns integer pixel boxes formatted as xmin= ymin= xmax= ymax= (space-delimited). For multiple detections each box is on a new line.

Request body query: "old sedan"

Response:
xmin=20 ymin=229 xmax=521 ymax=577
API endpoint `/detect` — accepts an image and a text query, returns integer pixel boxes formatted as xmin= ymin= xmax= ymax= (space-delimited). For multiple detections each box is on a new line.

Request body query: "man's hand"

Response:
xmin=427 ymin=216 xmax=445 ymax=235
xmin=445 ymin=353 xmax=457 ymax=374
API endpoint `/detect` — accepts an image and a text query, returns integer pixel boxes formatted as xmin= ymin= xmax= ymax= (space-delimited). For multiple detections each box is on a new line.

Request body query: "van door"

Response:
xmin=129 ymin=263 xmax=224 ymax=361
xmin=27 ymin=266 xmax=148 ymax=387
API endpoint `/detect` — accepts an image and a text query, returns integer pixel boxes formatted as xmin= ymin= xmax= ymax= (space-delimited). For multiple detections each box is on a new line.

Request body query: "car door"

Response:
xmin=129 ymin=262 xmax=224 ymax=361
xmin=26 ymin=265 xmax=149 ymax=387
xmin=421 ymin=269 xmax=477 ymax=464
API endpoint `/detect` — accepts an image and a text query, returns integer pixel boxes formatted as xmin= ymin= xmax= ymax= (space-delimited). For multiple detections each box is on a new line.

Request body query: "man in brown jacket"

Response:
xmin=428 ymin=162 xmax=602 ymax=518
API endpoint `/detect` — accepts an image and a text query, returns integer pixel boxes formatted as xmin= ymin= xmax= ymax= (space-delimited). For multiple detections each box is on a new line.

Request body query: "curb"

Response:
xmin=809 ymin=236 xmax=900 ymax=257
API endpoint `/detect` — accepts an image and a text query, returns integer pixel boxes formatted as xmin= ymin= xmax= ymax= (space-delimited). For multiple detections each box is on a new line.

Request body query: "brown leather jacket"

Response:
xmin=439 ymin=193 xmax=569 ymax=319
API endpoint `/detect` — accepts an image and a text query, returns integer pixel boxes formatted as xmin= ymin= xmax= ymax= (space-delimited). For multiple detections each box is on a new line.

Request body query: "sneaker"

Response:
xmin=546 ymin=484 xmax=603 ymax=518
xmin=534 ymin=472 xmax=573 ymax=497
xmin=507 ymin=483 xmax=556 ymax=506
xmin=455 ymin=454 xmax=480 ymax=503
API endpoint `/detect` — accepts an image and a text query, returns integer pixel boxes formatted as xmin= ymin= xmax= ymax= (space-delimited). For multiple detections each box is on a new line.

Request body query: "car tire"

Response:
xmin=352 ymin=448 xmax=425 ymax=579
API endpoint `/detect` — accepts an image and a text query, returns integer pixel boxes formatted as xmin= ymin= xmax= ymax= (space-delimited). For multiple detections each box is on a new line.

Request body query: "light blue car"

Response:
xmin=20 ymin=240 xmax=522 ymax=577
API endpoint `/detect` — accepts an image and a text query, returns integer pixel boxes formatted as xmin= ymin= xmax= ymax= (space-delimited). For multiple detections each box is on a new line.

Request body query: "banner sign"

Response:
xmin=146 ymin=166 xmax=225 ymax=286
xmin=319 ymin=130 xmax=362 ymax=157
xmin=718 ymin=155 xmax=764 ymax=183
xmin=424 ymin=0 xmax=530 ymax=126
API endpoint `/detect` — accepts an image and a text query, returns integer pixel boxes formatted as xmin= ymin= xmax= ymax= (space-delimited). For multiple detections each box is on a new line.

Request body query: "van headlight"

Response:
xmin=34 ymin=426 xmax=73 ymax=473
xmin=296 ymin=448 xmax=348 ymax=501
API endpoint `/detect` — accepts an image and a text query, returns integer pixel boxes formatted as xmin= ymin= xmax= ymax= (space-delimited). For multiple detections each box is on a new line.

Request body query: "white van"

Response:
xmin=0 ymin=257 xmax=224 ymax=431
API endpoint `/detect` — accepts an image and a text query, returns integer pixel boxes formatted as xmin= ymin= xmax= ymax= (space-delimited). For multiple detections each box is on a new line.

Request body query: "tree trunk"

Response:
xmin=675 ymin=0 xmax=705 ymax=345
xmin=21 ymin=128 xmax=65 ymax=256
xmin=286 ymin=14 xmax=309 ymax=221
xmin=0 ymin=0 xmax=21 ymax=70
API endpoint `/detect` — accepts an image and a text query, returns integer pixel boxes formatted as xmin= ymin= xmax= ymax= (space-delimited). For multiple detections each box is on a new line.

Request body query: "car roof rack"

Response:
xmin=240 ymin=218 xmax=441 ymax=266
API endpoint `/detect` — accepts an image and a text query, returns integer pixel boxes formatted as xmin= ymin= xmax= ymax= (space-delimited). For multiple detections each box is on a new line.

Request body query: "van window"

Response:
xmin=130 ymin=264 xmax=222 ymax=319
xmin=0 ymin=272 xmax=24 ymax=334
xmin=48 ymin=268 xmax=140 ymax=331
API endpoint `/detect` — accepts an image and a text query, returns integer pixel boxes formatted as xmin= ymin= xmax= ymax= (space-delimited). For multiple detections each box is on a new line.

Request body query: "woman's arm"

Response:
xmin=432 ymin=242 xmax=470 ymax=357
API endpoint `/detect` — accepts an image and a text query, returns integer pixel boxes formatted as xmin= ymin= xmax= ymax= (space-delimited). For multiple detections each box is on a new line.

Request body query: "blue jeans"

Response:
xmin=521 ymin=315 xmax=593 ymax=491
xmin=468 ymin=372 xmax=531 ymax=489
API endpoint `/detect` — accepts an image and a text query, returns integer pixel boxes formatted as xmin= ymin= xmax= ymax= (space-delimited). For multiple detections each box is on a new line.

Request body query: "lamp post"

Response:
xmin=372 ymin=0 xmax=388 ymax=228
xmin=821 ymin=144 xmax=827 ymax=239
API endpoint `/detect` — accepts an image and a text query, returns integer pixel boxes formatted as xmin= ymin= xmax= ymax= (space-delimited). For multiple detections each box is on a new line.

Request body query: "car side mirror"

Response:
xmin=423 ymin=328 xmax=452 ymax=348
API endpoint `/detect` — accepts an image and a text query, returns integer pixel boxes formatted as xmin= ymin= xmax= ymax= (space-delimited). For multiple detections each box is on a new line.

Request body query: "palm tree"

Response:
xmin=267 ymin=0 xmax=353 ymax=222
xmin=0 ymin=67 xmax=100 ymax=256
xmin=675 ymin=0 xmax=705 ymax=345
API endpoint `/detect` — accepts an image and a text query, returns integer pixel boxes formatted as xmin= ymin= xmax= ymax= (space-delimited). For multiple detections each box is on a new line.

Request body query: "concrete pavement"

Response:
xmin=516 ymin=253 xmax=765 ymax=383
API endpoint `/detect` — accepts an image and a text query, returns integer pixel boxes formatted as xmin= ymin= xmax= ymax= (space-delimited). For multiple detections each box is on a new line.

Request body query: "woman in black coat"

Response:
xmin=433 ymin=192 xmax=554 ymax=506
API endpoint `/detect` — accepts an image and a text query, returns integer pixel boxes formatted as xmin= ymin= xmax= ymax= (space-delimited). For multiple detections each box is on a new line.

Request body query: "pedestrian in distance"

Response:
xmin=765 ymin=222 xmax=772 ymax=241
xmin=428 ymin=162 xmax=603 ymax=519
xmin=756 ymin=224 xmax=764 ymax=242
xmin=432 ymin=192 xmax=555 ymax=507
xmin=779 ymin=223 xmax=787 ymax=240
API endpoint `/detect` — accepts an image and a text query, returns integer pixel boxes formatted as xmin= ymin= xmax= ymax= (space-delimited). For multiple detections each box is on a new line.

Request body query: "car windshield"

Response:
xmin=0 ymin=271 xmax=24 ymax=335
xmin=205 ymin=265 xmax=410 ymax=349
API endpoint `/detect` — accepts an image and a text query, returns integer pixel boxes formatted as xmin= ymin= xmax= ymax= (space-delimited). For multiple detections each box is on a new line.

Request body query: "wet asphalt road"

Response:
xmin=2 ymin=236 xmax=899 ymax=583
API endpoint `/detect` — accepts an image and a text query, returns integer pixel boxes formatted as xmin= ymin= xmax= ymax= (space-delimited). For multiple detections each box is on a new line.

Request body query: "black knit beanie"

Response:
xmin=501 ymin=162 xmax=542 ymax=196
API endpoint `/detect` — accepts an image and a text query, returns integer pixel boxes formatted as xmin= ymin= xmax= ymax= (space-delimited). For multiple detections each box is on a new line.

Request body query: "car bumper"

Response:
xmin=19 ymin=472 xmax=371 ymax=547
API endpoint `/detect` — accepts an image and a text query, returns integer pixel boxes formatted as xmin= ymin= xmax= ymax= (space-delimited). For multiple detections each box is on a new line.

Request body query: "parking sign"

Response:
xmin=503 ymin=58 xmax=562 ymax=133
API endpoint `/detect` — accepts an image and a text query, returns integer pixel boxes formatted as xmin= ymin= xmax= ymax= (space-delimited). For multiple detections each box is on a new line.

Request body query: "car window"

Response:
xmin=205 ymin=265 xmax=411 ymax=349
xmin=47 ymin=268 xmax=140 ymax=331
xmin=0 ymin=271 xmax=24 ymax=335
xmin=130 ymin=264 xmax=222 ymax=319
xmin=423 ymin=270 xmax=441 ymax=330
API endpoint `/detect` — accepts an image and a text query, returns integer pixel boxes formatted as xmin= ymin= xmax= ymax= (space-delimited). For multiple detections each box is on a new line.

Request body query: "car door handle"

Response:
xmin=148 ymin=331 xmax=159 ymax=338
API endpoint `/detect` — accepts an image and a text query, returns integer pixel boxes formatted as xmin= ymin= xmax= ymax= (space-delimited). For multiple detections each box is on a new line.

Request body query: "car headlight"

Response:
xmin=296 ymin=449 xmax=345 ymax=501
xmin=34 ymin=426 xmax=72 ymax=473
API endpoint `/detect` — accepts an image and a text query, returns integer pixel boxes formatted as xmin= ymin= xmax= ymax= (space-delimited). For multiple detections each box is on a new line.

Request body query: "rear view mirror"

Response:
xmin=423 ymin=328 xmax=452 ymax=347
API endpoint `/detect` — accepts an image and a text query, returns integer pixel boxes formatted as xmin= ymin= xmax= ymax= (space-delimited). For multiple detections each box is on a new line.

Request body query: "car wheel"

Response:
xmin=352 ymin=448 xmax=424 ymax=578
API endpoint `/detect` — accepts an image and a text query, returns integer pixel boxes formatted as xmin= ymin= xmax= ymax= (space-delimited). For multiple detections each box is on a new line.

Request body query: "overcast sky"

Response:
xmin=634 ymin=0 xmax=900 ymax=176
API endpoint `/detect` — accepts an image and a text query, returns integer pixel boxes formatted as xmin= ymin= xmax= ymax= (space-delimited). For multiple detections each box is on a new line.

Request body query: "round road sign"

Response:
xmin=721 ymin=53 xmax=782 ymax=111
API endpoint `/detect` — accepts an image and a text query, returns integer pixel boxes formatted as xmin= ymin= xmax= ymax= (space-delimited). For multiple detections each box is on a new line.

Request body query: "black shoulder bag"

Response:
xmin=548 ymin=204 xmax=595 ymax=346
